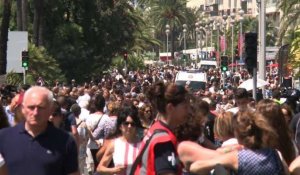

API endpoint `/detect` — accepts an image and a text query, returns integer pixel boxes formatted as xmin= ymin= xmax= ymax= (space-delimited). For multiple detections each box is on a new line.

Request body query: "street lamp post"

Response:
xmin=239 ymin=9 xmax=244 ymax=71
xmin=205 ymin=22 xmax=209 ymax=59
xmin=199 ymin=21 xmax=203 ymax=60
xmin=230 ymin=13 xmax=236 ymax=72
xmin=183 ymin=24 xmax=187 ymax=67
xmin=166 ymin=24 xmax=170 ymax=65
xmin=216 ymin=21 xmax=220 ymax=67
xmin=210 ymin=17 xmax=214 ymax=49
xmin=195 ymin=22 xmax=199 ymax=68
xmin=222 ymin=14 xmax=228 ymax=56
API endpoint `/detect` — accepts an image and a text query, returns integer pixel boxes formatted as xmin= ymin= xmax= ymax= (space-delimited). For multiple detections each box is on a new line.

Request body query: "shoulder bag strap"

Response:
xmin=129 ymin=129 xmax=166 ymax=175
xmin=92 ymin=114 xmax=104 ymax=133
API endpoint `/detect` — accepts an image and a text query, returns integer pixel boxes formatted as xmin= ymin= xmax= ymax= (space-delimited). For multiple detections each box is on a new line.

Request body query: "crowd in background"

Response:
xmin=0 ymin=65 xmax=300 ymax=175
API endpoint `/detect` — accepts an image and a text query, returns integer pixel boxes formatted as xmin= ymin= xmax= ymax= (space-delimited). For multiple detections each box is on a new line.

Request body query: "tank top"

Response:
xmin=238 ymin=148 xmax=284 ymax=175
xmin=113 ymin=138 xmax=141 ymax=175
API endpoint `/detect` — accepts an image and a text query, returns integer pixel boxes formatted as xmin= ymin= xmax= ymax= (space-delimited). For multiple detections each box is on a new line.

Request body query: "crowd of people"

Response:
xmin=0 ymin=65 xmax=300 ymax=175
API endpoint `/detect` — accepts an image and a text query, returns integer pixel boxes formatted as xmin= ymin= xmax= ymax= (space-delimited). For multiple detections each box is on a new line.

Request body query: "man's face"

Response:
xmin=22 ymin=91 xmax=52 ymax=127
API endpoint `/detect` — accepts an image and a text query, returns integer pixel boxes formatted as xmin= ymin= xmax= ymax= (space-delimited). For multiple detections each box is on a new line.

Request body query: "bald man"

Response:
xmin=0 ymin=86 xmax=79 ymax=175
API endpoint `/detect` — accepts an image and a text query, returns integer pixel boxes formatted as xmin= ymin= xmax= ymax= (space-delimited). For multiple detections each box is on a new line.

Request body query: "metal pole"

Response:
xmin=198 ymin=27 xmax=203 ymax=61
xmin=210 ymin=27 xmax=213 ymax=48
xmin=222 ymin=14 xmax=227 ymax=56
xmin=23 ymin=68 xmax=26 ymax=84
xmin=231 ymin=24 xmax=234 ymax=72
xmin=183 ymin=24 xmax=187 ymax=67
xmin=205 ymin=26 xmax=208 ymax=59
xmin=166 ymin=34 xmax=169 ymax=65
xmin=253 ymin=67 xmax=257 ymax=101
xmin=258 ymin=0 xmax=266 ymax=98
xmin=217 ymin=23 xmax=220 ymax=67
xmin=224 ymin=27 xmax=226 ymax=56
xmin=199 ymin=28 xmax=202 ymax=60
xmin=184 ymin=32 xmax=186 ymax=67
xmin=239 ymin=17 xmax=243 ymax=71
xmin=196 ymin=29 xmax=198 ymax=68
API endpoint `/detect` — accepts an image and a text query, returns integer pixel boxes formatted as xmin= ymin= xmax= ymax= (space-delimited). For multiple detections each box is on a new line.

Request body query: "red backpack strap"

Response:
xmin=129 ymin=129 xmax=166 ymax=175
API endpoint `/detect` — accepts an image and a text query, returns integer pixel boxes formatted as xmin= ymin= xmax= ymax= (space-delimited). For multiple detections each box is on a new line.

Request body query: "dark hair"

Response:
xmin=256 ymin=99 xmax=296 ymax=165
xmin=174 ymin=102 xmax=203 ymax=142
xmin=70 ymin=103 xmax=81 ymax=116
xmin=0 ymin=103 xmax=9 ymax=129
xmin=89 ymin=94 xmax=106 ymax=113
xmin=234 ymin=88 xmax=248 ymax=100
xmin=193 ymin=99 xmax=210 ymax=117
xmin=147 ymin=81 xmax=188 ymax=114
xmin=281 ymin=103 xmax=294 ymax=124
xmin=272 ymin=89 xmax=281 ymax=99
xmin=52 ymin=101 xmax=62 ymax=117
xmin=233 ymin=110 xmax=278 ymax=150
xmin=108 ymin=106 xmax=142 ymax=138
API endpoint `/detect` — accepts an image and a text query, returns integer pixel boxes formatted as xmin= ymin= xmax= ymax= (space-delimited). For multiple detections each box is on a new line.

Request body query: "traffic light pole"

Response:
xmin=253 ymin=67 xmax=257 ymax=101
xmin=258 ymin=0 xmax=266 ymax=98
xmin=23 ymin=67 xmax=26 ymax=84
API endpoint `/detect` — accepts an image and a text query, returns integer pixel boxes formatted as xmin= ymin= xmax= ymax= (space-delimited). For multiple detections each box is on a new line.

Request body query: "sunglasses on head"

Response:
xmin=123 ymin=121 xmax=136 ymax=127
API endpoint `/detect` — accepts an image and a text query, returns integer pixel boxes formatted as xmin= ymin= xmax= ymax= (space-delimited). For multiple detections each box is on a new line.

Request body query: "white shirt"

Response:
xmin=113 ymin=138 xmax=141 ymax=175
xmin=77 ymin=93 xmax=90 ymax=104
xmin=86 ymin=113 xmax=111 ymax=149
xmin=221 ymin=138 xmax=238 ymax=147
xmin=0 ymin=153 xmax=4 ymax=167
xmin=79 ymin=108 xmax=90 ymax=121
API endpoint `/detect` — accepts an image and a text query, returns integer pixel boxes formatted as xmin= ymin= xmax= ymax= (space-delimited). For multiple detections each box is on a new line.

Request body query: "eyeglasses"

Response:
xmin=123 ymin=121 xmax=136 ymax=127
xmin=145 ymin=110 xmax=151 ymax=113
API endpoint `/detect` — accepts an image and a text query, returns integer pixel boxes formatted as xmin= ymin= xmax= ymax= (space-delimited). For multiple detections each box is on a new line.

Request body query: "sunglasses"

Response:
xmin=123 ymin=121 xmax=136 ymax=127
xmin=145 ymin=110 xmax=151 ymax=113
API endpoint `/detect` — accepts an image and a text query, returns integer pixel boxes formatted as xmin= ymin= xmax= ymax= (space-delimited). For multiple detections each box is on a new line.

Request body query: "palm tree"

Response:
xmin=277 ymin=0 xmax=300 ymax=45
xmin=33 ymin=0 xmax=44 ymax=46
xmin=120 ymin=4 xmax=160 ymax=57
xmin=0 ymin=0 xmax=12 ymax=74
xmin=140 ymin=0 xmax=187 ymax=61
xmin=16 ymin=0 xmax=28 ymax=31
xmin=289 ymin=27 xmax=300 ymax=77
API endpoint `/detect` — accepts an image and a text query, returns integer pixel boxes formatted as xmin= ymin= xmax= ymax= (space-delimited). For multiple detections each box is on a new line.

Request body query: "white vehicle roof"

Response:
xmin=198 ymin=60 xmax=217 ymax=66
xmin=175 ymin=71 xmax=207 ymax=83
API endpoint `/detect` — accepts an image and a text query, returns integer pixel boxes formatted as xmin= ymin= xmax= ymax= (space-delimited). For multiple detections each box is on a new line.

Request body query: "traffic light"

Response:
xmin=244 ymin=33 xmax=257 ymax=74
xmin=123 ymin=51 xmax=128 ymax=61
xmin=21 ymin=51 xmax=29 ymax=68
xmin=220 ymin=56 xmax=228 ymax=72
xmin=235 ymin=46 xmax=239 ymax=61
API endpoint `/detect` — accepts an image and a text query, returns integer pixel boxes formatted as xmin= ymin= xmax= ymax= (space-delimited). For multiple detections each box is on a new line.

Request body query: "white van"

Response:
xmin=175 ymin=71 xmax=207 ymax=91
xmin=197 ymin=60 xmax=218 ymax=70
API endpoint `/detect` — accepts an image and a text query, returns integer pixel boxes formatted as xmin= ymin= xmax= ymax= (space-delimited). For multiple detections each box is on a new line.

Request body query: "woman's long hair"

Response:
xmin=0 ymin=101 xmax=9 ymax=129
xmin=233 ymin=110 xmax=278 ymax=150
xmin=256 ymin=99 xmax=296 ymax=165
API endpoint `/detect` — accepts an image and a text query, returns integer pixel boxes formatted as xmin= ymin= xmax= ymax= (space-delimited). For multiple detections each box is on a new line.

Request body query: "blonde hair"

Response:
xmin=214 ymin=112 xmax=234 ymax=140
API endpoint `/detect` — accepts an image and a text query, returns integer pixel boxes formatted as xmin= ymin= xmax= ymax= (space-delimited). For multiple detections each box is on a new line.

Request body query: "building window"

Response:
xmin=247 ymin=0 xmax=252 ymax=2
xmin=219 ymin=0 xmax=223 ymax=5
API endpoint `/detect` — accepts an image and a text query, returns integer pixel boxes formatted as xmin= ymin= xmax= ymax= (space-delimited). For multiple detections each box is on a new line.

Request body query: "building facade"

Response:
xmin=187 ymin=0 xmax=279 ymax=20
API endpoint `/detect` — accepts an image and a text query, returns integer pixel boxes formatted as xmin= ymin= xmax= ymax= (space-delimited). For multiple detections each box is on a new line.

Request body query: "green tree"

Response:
xmin=26 ymin=44 xmax=66 ymax=86
xmin=0 ymin=0 xmax=11 ymax=75
xmin=289 ymin=26 xmax=300 ymax=77
xmin=277 ymin=0 xmax=300 ymax=45
xmin=30 ymin=0 xmax=142 ymax=82
xmin=142 ymin=0 xmax=187 ymax=61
